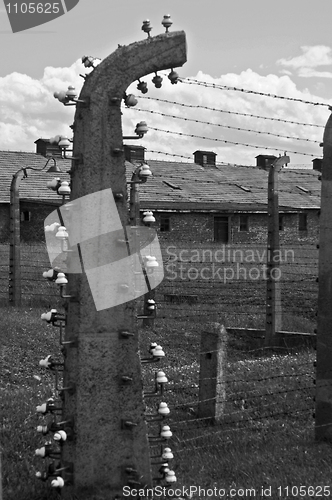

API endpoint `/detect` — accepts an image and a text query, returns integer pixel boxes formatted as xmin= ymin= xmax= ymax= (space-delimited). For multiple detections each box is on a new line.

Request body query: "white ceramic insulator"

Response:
xmin=51 ymin=476 xmax=65 ymax=488
xmin=146 ymin=257 xmax=158 ymax=268
xmin=160 ymin=425 xmax=172 ymax=438
xmin=143 ymin=211 xmax=155 ymax=223
xmin=41 ymin=312 xmax=51 ymax=322
xmin=152 ymin=345 xmax=165 ymax=357
xmin=165 ymin=470 xmax=177 ymax=483
xmin=158 ymin=402 xmax=170 ymax=416
xmin=41 ymin=309 xmax=57 ymax=322
xmin=55 ymin=273 xmax=68 ymax=285
xmin=35 ymin=447 xmax=46 ymax=457
xmin=66 ymin=85 xmax=76 ymax=98
xmin=125 ymin=94 xmax=138 ymax=106
xmin=139 ymin=165 xmax=152 ymax=178
xmin=43 ymin=269 xmax=54 ymax=279
xmin=162 ymin=447 xmax=174 ymax=460
xmin=39 ymin=355 xmax=52 ymax=368
xmin=58 ymin=181 xmax=71 ymax=195
xmin=54 ymin=430 xmax=67 ymax=441
xmin=56 ymin=227 xmax=69 ymax=239
xmin=135 ymin=121 xmax=148 ymax=135
xmin=36 ymin=425 xmax=48 ymax=434
xmin=36 ymin=403 xmax=47 ymax=414
xmin=156 ymin=371 xmax=168 ymax=384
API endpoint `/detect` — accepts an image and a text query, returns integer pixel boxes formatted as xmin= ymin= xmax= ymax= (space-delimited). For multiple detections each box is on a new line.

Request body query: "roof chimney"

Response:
xmin=35 ymin=138 xmax=62 ymax=158
xmin=312 ymin=158 xmax=323 ymax=172
xmin=256 ymin=154 xmax=278 ymax=170
xmin=124 ymin=144 xmax=145 ymax=163
xmin=194 ymin=150 xmax=217 ymax=167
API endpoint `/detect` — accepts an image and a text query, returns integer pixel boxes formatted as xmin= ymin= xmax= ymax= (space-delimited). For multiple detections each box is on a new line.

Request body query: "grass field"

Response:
xmin=1 ymin=302 xmax=331 ymax=500
xmin=0 ymin=241 xmax=323 ymax=499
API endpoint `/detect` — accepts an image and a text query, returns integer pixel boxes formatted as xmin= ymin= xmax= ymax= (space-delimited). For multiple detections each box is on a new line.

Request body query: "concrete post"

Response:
xmin=9 ymin=160 xmax=59 ymax=306
xmin=59 ymin=31 xmax=187 ymax=498
xmin=129 ymin=190 xmax=156 ymax=329
xmin=264 ymin=155 xmax=289 ymax=347
xmin=9 ymin=170 xmax=23 ymax=306
xmin=198 ymin=323 xmax=227 ymax=423
xmin=315 ymin=110 xmax=332 ymax=441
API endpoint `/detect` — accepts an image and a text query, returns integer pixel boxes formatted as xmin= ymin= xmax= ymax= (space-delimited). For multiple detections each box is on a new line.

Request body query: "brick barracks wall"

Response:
xmin=0 ymin=204 xmax=320 ymax=245
xmin=150 ymin=211 xmax=320 ymax=246
xmin=0 ymin=202 xmax=60 ymax=243
xmin=20 ymin=202 xmax=59 ymax=242
xmin=232 ymin=211 xmax=319 ymax=246
xmin=154 ymin=212 xmax=212 ymax=244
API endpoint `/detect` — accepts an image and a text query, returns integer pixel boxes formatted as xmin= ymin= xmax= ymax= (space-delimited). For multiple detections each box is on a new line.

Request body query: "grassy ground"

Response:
xmin=1 ymin=307 xmax=59 ymax=500
xmin=1 ymin=305 xmax=330 ymax=500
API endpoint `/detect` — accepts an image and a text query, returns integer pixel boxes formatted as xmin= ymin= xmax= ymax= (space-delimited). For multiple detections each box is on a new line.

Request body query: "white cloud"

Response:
xmin=278 ymin=45 xmax=332 ymax=69
xmin=297 ymin=68 xmax=332 ymax=79
xmin=124 ymin=68 xmax=327 ymax=165
xmin=0 ymin=63 xmax=328 ymax=166
xmin=277 ymin=45 xmax=332 ymax=78
xmin=279 ymin=69 xmax=292 ymax=76
xmin=0 ymin=60 xmax=86 ymax=152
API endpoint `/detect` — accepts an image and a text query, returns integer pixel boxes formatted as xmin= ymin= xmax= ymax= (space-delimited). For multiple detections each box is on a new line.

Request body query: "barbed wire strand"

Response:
xmin=148 ymin=126 xmax=318 ymax=157
xmin=136 ymin=107 xmax=321 ymax=144
xmin=181 ymin=77 xmax=331 ymax=108
xmin=137 ymin=95 xmax=325 ymax=128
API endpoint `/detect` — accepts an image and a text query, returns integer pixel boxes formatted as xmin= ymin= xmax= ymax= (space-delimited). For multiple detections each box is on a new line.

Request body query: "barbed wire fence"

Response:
xmin=151 ymin=241 xmax=318 ymax=329
xmin=138 ymin=234 xmax=318 ymax=473
xmin=141 ymin=311 xmax=317 ymax=477
xmin=3 ymin=72 xmax=326 ymax=493
xmin=1 ymin=238 xmax=318 ymax=456
xmin=0 ymin=243 xmax=60 ymax=307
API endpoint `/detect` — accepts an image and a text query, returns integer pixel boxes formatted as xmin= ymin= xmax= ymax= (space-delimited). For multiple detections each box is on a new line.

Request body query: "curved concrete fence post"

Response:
xmin=54 ymin=30 xmax=186 ymax=499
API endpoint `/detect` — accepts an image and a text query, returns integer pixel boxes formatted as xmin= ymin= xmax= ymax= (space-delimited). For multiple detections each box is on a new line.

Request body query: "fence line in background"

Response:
xmin=0 ymin=241 xmax=318 ymax=326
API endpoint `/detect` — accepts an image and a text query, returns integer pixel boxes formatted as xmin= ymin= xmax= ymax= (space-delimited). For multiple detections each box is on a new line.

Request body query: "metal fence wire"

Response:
xmin=2 ymin=241 xmax=318 ymax=327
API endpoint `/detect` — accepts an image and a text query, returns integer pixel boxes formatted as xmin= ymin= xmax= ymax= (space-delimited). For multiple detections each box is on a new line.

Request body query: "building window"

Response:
xmin=299 ymin=213 xmax=308 ymax=231
xmin=279 ymin=215 xmax=284 ymax=231
xmin=20 ymin=211 xmax=31 ymax=222
xmin=214 ymin=216 xmax=229 ymax=243
xmin=239 ymin=215 xmax=249 ymax=232
xmin=160 ymin=215 xmax=170 ymax=232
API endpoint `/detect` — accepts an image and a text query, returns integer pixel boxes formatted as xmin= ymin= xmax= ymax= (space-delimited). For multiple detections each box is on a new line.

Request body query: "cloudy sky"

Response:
xmin=0 ymin=0 xmax=331 ymax=166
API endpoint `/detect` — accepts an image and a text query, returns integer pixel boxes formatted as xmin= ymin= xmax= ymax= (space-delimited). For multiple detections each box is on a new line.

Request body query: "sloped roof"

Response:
xmin=0 ymin=150 xmax=321 ymax=211
xmin=130 ymin=160 xmax=321 ymax=212
xmin=0 ymin=151 xmax=71 ymax=204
